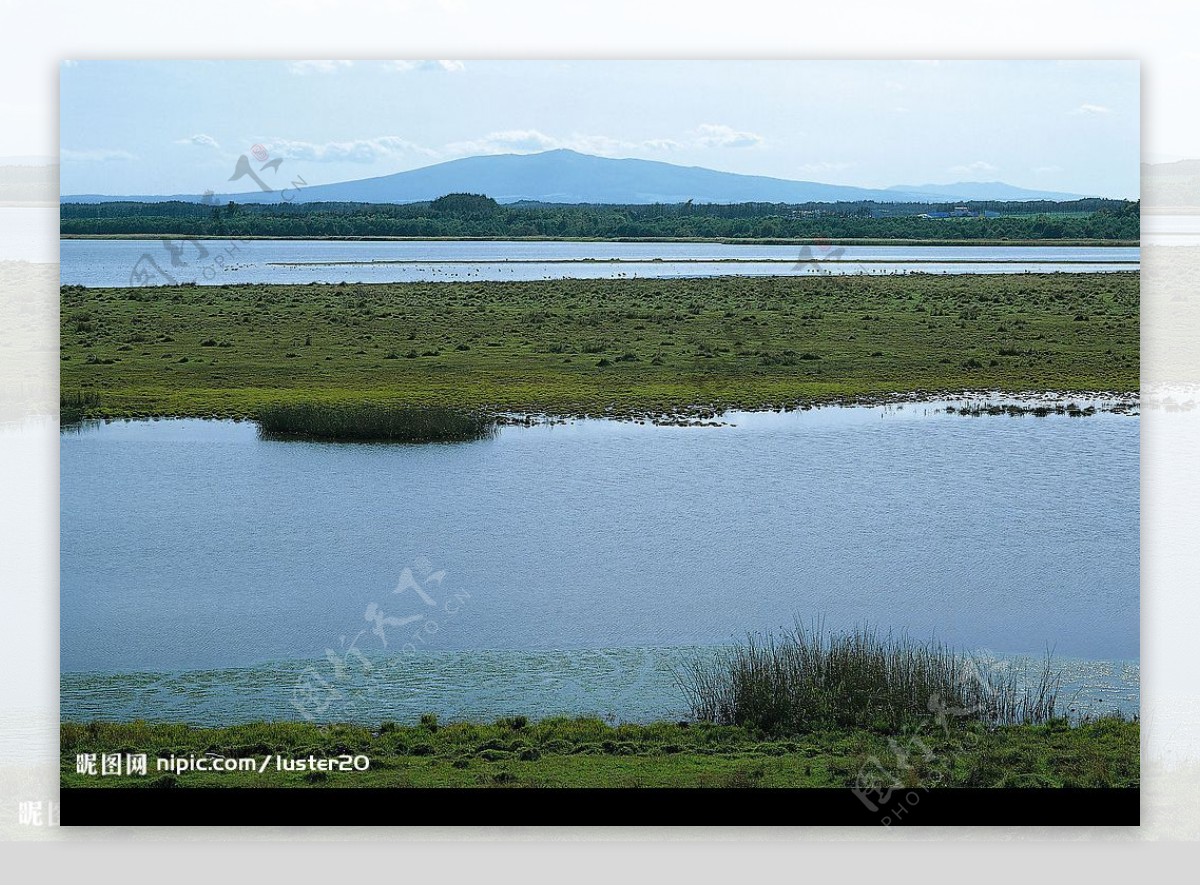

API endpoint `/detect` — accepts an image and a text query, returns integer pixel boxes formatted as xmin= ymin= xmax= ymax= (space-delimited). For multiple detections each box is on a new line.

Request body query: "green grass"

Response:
xmin=257 ymin=402 xmax=497 ymax=443
xmin=59 ymin=389 xmax=101 ymax=425
xmin=679 ymin=624 xmax=1063 ymax=735
xmin=59 ymin=715 xmax=1139 ymax=789
xmin=60 ymin=625 xmax=1137 ymax=789
xmin=59 ymin=273 xmax=1138 ymax=421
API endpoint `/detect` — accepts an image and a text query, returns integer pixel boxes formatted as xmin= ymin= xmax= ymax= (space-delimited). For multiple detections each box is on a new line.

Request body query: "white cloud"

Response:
xmin=445 ymin=129 xmax=694 ymax=158
xmin=384 ymin=60 xmax=466 ymax=73
xmin=60 ymin=148 xmax=137 ymax=163
xmin=176 ymin=133 xmax=221 ymax=150
xmin=1034 ymin=165 xmax=1063 ymax=175
xmin=643 ymin=138 xmax=684 ymax=151
xmin=949 ymin=160 xmax=999 ymax=177
xmin=262 ymin=135 xmax=437 ymax=163
xmin=445 ymin=129 xmax=561 ymax=155
xmin=445 ymin=124 xmax=765 ymax=158
xmin=568 ymin=134 xmax=652 ymax=156
xmin=1071 ymin=103 xmax=1112 ymax=116
xmin=694 ymin=123 xmax=764 ymax=149
xmin=254 ymin=122 xmax=763 ymax=171
xmin=286 ymin=60 xmax=354 ymax=75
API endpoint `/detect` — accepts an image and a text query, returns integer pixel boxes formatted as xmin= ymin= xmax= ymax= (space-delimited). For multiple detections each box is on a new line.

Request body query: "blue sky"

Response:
xmin=59 ymin=60 xmax=1139 ymax=198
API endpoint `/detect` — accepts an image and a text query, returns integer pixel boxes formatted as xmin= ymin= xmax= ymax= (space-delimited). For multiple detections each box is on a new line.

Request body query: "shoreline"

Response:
xmin=60 ymin=645 xmax=1142 ymax=730
xmin=264 ymin=257 xmax=1138 ymax=267
xmin=61 ymin=389 xmax=1142 ymax=427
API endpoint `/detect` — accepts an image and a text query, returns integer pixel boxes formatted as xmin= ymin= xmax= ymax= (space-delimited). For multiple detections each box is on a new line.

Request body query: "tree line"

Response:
xmin=59 ymin=194 xmax=1140 ymax=241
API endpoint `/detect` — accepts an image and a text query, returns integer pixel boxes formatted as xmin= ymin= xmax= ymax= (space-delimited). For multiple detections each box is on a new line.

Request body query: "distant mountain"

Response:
xmin=1143 ymin=159 xmax=1200 ymax=210
xmin=60 ymin=149 xmax=1092 ymax=206
xmin=886 ymin=181 xmax=1088 ymax=202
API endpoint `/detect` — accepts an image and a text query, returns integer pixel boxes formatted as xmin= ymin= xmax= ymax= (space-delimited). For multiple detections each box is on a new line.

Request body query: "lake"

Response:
xmin=59 ymin=239 xmax=1140 ymax=286
xmin=60 ymin=402 xmax=1139 ymax=725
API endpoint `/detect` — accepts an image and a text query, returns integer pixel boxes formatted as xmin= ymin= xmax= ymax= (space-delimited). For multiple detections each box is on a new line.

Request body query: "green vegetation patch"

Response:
xmin=60 ymin=273 xmax=1139 ymax=421
xmin=59 ymin=196 xmax=1140 ymax=241
xmin=61 ymin=715 xmax=1139 ymax=789
xmin=257 ymin=403 xmax=497 ymax=443
xmin=679 ymin=624 xmax=1064 ymax=735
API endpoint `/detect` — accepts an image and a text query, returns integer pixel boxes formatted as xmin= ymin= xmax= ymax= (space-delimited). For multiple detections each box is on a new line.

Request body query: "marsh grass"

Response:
xmin=59 ymin=274 xmax=1139 ymax=420
xmin=676 ymin=622 xmax=1064 ymax=735
xmin=257 ymin=403 xmax=498 ymax=444
xmin=60 ymin=390 xmax=101 ymax=426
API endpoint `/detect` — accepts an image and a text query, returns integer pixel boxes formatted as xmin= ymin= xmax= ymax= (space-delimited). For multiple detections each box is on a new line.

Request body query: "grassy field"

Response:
xmin=60 ymin=273 xmax=1138 ymax=420
xmin=60 ymin=715 xmax=1139 ymax=789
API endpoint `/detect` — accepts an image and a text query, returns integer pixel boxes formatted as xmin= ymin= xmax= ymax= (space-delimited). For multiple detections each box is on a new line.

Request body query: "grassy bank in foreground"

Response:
xmin=60 ymin=716 xmax=1139 ymax=789
xmin=60 ymin=273 xmax=1138 ymax=420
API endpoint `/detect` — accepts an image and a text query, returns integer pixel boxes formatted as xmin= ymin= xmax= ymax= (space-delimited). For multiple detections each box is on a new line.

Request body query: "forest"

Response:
xmin=59 ymin=193 xmax=1140 ymax=241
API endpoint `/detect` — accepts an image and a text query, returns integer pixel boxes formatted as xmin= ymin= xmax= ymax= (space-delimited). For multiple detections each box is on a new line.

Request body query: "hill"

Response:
xmin=61 ymin=149 xmax=1091 ymax=206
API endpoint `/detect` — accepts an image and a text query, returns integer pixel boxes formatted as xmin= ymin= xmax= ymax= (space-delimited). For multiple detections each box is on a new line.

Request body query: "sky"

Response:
xmin=58 ymin=60 xmax=1140 ymax=199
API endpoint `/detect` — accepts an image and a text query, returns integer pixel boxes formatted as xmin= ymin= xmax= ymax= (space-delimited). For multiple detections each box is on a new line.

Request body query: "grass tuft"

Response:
xmin=676 ymin=621 xmax=1065 ymax=735
xmin=60 ymin=390 xmax=101 ymax=426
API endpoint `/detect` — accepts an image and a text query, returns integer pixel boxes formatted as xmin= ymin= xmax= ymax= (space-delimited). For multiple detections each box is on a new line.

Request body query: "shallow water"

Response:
xmin=60 ymin=403 xmax=1138 ymax=723
xmin=60 ymin=646 xmax=1139 ymax=726
xmin=59 ymin=239 xmax=1139 ymax=286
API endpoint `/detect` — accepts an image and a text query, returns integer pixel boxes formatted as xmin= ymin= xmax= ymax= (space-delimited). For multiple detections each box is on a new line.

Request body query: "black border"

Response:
xmin=61 ymin=787 xmax=1139 ymax=827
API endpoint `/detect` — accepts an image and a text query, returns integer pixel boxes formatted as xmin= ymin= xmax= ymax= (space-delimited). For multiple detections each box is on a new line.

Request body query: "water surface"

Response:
xmin=60 ymin=403 xmax=1139 ymax=722
xmin=59 ymin=239 xmax=1139 ymax=286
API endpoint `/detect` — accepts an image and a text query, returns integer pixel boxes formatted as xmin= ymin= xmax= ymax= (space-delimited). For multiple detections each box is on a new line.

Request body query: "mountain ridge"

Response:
xmin=61 ymin=148 xmax=1093 ymax=205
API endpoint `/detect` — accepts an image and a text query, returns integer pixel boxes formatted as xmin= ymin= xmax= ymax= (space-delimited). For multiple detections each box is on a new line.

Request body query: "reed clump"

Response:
xmin=257 ymin=403 xmax=497 ymax=444
xmin=60 ymin=390 xmax=101 ymax=425
xmin=676 ymin=621 xmax=1063 ymax=735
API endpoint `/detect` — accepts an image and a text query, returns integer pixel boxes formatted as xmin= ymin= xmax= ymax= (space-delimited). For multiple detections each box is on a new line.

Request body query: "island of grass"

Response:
xmin=60 ymin=273 xmax=1138 ymax=423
